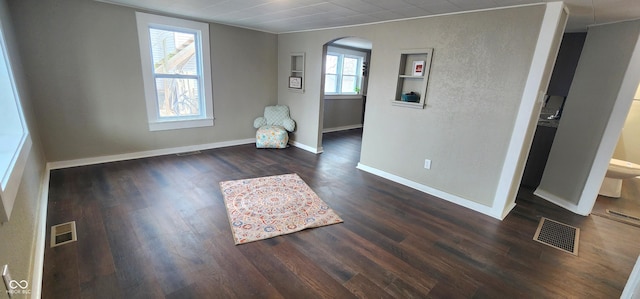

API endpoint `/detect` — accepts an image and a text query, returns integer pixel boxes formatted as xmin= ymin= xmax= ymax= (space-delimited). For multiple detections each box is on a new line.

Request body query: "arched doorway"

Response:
xmin=318 ymin=37 xmax=372 ymax=154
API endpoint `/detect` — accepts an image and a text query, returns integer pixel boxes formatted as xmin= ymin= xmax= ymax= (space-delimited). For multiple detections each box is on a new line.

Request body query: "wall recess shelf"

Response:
xmin=289 ymin=52 xmax=305 ymax=93
xmin=392 ymin=48 xmax=433 ymax=109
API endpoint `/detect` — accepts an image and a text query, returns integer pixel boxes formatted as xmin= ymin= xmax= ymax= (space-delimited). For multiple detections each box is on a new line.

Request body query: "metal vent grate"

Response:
xmin=533 ymin=217 xmax=579 ymax=255
xmin=607 ymin=209 xmax=640 ymax=221
xmin=50 ymin=221 xmax=77 ymax=248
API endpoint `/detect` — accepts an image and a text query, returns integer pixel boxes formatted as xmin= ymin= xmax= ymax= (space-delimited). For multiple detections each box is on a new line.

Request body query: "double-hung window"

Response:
xmin=136 ymin=12 xmax=214 ymax=131
xmin=324 ymin=52 xmax=364 ymax=95
xmin=0 ymin=19 xmax=32 ymax=222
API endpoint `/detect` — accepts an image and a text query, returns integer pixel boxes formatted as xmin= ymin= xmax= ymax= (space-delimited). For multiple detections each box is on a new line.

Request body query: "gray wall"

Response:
xmin=9 ymin=0 xmax=278 ymax=162
xmin=538 ymin=20 xmax=640 ymax=206
xmin=323 ymin=97 xmax=363 ymax=130
xmin=0 ymin=0 xmax=47 ymax=296
xmin=278 ymin=5 xmax=548 ymax=206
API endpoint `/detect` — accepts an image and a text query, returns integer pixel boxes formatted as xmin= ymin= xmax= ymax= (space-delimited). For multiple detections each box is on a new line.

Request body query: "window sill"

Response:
xmin=149 ymin=117 xmax=214 ymax=131
xmin=324 ymin=94 xmax=364 ymax=100
xmin=0 ymin=133 xmax=32 ymax=222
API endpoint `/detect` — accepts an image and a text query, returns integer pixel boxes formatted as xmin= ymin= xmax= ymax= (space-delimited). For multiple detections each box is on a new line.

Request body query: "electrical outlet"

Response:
xmin=424 ymin=159 xmax=431 ymax=170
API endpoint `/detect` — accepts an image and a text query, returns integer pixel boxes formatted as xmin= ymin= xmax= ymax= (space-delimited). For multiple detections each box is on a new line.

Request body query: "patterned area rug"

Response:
xmin=219 ymin=173 xmax=343 ymax=245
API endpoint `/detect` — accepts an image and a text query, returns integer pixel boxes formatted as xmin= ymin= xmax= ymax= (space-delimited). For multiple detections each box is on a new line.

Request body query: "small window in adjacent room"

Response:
xmin=136 ymin=12 xmax=214 ymax=131
xmin=324 ymin=52 xmax=364 ymax=95
xmin=0 ymin=19 xmax=32 ymax=222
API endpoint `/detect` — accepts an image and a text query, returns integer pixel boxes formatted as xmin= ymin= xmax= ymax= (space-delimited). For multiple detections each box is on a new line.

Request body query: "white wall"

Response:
xmin=0 ymin=0 xmax=48 ymax=297
xmin=278 ymin=3 xmax=566 ymax=218
xmin=613 ymin=99 xmax=640 ymax=164
xmin=9 ymin=0 xmax=278 ymax=163
xmin=536 ymin=20 xmax=640 ymax=214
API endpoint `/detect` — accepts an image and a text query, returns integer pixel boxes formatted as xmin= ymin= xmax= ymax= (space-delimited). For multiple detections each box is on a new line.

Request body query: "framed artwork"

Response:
xmin=289 ymin=76 xmax=302 ymax=89
xmin=412 ymin=60 xmax=425 ymax=76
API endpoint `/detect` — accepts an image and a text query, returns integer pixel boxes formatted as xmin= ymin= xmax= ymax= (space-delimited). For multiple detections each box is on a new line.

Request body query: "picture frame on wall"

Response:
xmin=289 ymin=76 xmax=302 ymax=89
xmin=412 ymin=60 xmax=425 ymax=76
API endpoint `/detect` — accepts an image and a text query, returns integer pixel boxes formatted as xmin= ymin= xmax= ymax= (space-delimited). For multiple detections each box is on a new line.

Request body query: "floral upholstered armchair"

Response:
xmin=253 ymin=105 xmax=296 ymax=148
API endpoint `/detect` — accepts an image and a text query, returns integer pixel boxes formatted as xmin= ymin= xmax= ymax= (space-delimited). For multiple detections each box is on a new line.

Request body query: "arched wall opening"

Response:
xmin=317 ymin=36 xmax=372 ymax=152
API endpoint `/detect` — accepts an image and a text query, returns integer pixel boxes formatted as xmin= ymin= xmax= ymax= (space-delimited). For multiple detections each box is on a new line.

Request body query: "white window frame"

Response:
xmin=325 ymin=52 xmax=364 ymax=96
xmin=0 ymin=19 xmax=32 ymax=223
xmin=136 ymin=12 xmax=214 ymax=131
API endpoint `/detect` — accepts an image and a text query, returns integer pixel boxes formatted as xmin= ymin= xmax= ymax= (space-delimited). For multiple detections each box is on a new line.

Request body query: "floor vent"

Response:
xmin=533 ymin=217 xmax=579 ymax=255
xmin=176 ymin=150 xmax=201 ymax=156
xmin=50 ymin=221 xmax=77 ymax=248
xmin=607 ymin=209 xmax=640 ymax=221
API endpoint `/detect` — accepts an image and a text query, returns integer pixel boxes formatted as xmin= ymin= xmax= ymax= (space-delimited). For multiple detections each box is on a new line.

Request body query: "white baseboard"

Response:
xmin=356 ymin=163 xmax=504 ymax=220
xmin=621 ymin=255 xmax=640 ymax=299
xmin=501 ymin=201 xmax=517 ymax=219
xmin=533 ymin=188 xmax=587 ymax=216
xmin=30 ymin=165 xmax=50 ymax=299
xmin=289 ymin=141 xmax=323 ymax=154
xmin=48 ymin=138 xmax=256 ymax=170
xmin=322 ymin=124 xmax=363 ymax=133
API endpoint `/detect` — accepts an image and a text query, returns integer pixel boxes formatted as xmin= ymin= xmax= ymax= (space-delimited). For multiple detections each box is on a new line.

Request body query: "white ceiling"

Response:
xmin=97 ymin=0 xmax=640 ymax=34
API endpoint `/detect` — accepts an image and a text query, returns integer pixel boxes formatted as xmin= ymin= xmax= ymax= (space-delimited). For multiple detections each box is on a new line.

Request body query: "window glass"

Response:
xmin=343 ymin=57 xmax=358 ymax=76
xmin=136 ymin=12 xmax=213 ymax=131
xmin=154 ymin=78 xmax=200 ymax=117
xmin=341 ymin=76 xmax=356 ymax=93
xmin=0 ymin=37 xmax=24 ymax=181
xmin=324 ymin=75 xmax=337 ymax=93
xmin=149 ymin=29 xmax=198 ymax=75
xmin=0 ymin=19 xmax=32 ymax=222
xmin=324 ymin=52 xmax=364 ymax=95
xmin=325 ymin=54 xmax=338 ymax=74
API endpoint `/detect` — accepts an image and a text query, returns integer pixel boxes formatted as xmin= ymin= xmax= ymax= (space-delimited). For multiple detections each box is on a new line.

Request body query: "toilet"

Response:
xmin=598 ymin=158 xmax=640 ymax=198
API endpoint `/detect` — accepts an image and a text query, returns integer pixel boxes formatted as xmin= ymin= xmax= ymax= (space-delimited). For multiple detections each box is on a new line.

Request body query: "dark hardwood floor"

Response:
xmin=43 ymin=128 xmax=640 ymax=298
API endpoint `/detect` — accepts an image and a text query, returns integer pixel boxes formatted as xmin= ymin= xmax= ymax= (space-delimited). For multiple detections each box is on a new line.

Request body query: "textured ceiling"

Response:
xmin=97 ymin=0 xmax=640 ymax=33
